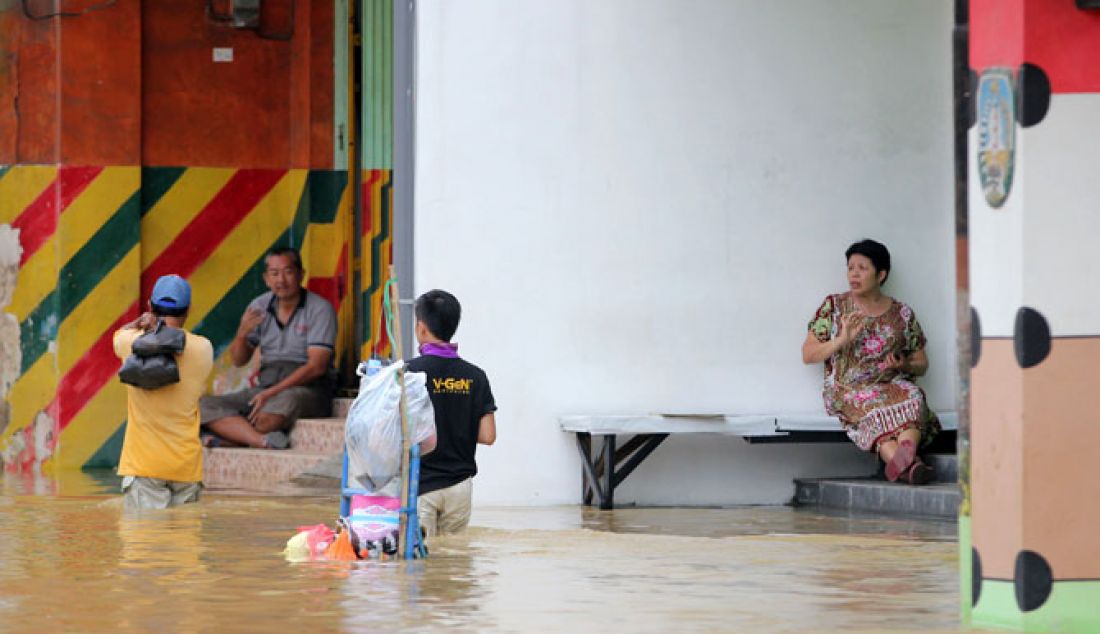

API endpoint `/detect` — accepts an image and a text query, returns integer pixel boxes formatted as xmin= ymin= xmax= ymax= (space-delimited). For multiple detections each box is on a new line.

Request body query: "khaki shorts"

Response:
xmin=417 ymin=478 xmax=473 ymax=538
xmin=199 ymin=385 xmax=331 ymax=428
xmin=121 ymin=476 xmax=202 ymax=510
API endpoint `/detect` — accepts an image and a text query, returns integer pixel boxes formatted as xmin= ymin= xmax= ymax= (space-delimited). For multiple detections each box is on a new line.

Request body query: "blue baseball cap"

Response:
xmin=151 ymin=274 xmax=191 ymax=310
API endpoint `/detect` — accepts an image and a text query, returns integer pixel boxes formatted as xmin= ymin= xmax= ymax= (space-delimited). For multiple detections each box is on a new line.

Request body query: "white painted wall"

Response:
xmin=414 ymin=0 xmax=955 ymax=505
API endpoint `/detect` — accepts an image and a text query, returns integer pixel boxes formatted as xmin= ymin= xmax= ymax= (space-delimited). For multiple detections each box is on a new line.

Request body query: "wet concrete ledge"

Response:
xmin=795 ymin=478 xmax=961 ymax=518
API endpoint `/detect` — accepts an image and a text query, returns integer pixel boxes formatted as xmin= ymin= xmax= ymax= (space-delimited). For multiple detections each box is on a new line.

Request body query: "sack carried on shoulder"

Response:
xmin=118 ymin=321 xmax=187 ymax=389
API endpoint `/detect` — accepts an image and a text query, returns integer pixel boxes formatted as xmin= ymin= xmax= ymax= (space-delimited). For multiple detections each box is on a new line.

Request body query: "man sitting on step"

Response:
xmin=199 ymin=247 xmax=338 ymax=450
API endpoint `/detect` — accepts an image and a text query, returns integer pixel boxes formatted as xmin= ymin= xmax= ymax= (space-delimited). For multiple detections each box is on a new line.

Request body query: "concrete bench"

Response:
xmin=560 ymin=411 xmax=958 ymax=509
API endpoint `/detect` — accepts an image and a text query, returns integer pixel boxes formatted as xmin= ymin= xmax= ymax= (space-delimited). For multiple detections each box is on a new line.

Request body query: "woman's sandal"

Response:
xmin=904 ymin=459 xmax=935 ymax=486
xmin=885 ymin=438 xmax=917 ymax=482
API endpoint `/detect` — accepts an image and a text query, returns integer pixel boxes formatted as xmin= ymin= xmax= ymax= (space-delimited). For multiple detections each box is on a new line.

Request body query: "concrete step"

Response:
xmin=794 ymin=477 xmax=961 ymax=519
xmin=290 ymin=454 xmax=343 ymax=489
xmin=295 ymin=453 xmax=343 ymax=479
xmin=333 ymin=397 xmax=355 ymax=419
xmin=202 ymin=447 xmax=333 ymax=489
xmin=924 ymin=453 xmax=958 ymax=483
xmin=290 ymin=417 xmax=345 ymax=454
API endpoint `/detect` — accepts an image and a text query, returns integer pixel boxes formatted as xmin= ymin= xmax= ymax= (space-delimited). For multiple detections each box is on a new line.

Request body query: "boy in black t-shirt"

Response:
xmin=407 ymin=289 xmax=497 ymax=537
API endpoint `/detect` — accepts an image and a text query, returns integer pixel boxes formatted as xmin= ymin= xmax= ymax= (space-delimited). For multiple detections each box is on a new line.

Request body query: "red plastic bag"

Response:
xmin=296 ymin=523 xmax=335 ymax=558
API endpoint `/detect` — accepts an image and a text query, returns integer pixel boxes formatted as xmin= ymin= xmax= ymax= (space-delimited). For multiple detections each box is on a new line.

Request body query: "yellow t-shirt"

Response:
xmin=113 ymin=326 xmax=214 ymax=483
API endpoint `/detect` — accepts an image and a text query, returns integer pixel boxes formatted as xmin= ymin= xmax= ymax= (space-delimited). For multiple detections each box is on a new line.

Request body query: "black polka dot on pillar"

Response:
xmin=972 ymin=547 xmax=983 ymax=607
xmin=970 ymin=307 xmax=981 ymax=368
xmin=1014 ymin=307 xmax=1051 ymax=368
xmin=1016 ymin=63 xmax=1051 ymax=128
xmin=1014 ymin=550 xmax=1053 ymax=612
xmin=968 ymin=68 xmax=978 ymax=129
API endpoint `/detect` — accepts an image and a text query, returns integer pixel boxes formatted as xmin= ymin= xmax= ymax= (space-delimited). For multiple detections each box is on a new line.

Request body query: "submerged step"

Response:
xmin=794 ymin=478 xmax=961 ymax=519
xmin=203 ymin=447 xmax=332 ymax=489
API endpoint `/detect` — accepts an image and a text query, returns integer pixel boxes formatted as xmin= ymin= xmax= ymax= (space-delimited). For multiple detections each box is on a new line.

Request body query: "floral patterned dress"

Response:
xmin=807 ymin=292 xmax=940 ymax=452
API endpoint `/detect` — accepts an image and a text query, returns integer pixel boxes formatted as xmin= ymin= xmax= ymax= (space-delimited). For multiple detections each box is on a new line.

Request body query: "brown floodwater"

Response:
xmin=0 ymin=470 xmax=980 ymax=633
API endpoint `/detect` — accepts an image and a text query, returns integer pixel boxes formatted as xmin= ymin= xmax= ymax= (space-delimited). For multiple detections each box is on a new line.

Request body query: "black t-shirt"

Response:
xmin=407 ymin=354 xmax=497 ymax=495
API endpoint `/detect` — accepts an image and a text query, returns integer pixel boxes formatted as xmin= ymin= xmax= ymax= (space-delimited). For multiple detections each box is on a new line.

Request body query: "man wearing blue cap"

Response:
xmin=113 ymin=274 xmax=213 ymax=510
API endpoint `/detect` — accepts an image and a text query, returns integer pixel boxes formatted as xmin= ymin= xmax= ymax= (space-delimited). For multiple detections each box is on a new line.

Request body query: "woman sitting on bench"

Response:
xmin=801 ymin=239 xmax=941 ymax=485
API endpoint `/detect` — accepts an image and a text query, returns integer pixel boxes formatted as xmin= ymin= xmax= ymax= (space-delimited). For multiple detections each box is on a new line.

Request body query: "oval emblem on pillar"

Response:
xmin=977 ymin=68 xmax=1016 ymax=209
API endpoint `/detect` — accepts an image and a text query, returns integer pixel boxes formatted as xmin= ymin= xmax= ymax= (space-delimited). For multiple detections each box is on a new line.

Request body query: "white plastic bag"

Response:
xmin=345 ymin=360 xmax=436 ymax=492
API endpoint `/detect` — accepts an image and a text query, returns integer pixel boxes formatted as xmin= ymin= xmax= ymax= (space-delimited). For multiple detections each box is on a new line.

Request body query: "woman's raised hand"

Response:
xmin=837 ymin=311 xmax=865 ymax=348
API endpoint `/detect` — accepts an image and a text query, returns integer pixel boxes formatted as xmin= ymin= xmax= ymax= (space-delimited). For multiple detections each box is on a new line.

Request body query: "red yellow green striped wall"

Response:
xmin=361 ymin=169 xmax=393 ymax=359
xmin=0 ymin=165 xmax=391 ymax=471
xmin=0 ymin=165 xmax=141 ymax=474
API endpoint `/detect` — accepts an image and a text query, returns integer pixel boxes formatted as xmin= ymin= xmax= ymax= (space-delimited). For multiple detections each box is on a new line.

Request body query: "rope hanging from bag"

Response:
xmin=382 ymin=272 xmax=417 ymax=558
xmin=382 ymin=278 xmax=399 ymax=356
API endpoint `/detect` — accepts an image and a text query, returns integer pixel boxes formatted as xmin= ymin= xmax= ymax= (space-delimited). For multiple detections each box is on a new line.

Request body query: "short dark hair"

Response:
xmin=265 ymin=247 xmax=303 ymax=271
xmin=845 ymin=239 xmax=891 ymax=283
xmin=415 ymin=290 xmax=461 ymax=342
xmin=151 ymin=303 xmax=188 ymax=318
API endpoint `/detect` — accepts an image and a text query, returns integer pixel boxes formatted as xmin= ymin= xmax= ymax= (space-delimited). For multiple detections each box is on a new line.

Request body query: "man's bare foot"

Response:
xmin=262 ymin=431 xmax=289 ymax=450
xmin=202 ymin=433 xmax=244 ymax=448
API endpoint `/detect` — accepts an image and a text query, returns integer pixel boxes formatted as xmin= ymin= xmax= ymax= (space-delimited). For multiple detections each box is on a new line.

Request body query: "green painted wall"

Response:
xmin=361 ymin=0 xmax=393 ymax=170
